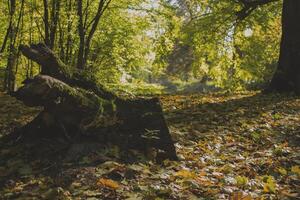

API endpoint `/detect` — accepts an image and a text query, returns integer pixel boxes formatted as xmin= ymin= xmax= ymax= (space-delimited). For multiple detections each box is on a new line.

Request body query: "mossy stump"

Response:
xmin=10 ymin=43 xmax=178 ymax=161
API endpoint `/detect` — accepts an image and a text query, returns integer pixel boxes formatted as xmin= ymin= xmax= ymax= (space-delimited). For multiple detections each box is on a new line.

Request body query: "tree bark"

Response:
xmin=76 ymin=0 xmax=111 ymax=69
xmin=4 ymin=0 xmax=21 ymax=92
xmin=43 ymin=0 xmax=50 ymax=47
xmin=13 ymin=43 xmax=178 ymax=161
xmin=43 ymin=0 xmax=60 ymax=50
xmin=267 ymin=0 xmax=300 ymax=93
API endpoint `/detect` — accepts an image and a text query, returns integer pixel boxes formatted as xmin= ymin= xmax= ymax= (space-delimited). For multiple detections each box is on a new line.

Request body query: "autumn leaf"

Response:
xmin=263 ymin=176 xmax=276 ymax=193
xmin=235 ymin=176 xmax=248 ymax=187
xmin=97 ymin=178 xmax=120 ymax=190
xmin=1 ymin=92 xmax=300 ymax=199
xmin=291 ymin=165 xmax=300 ymax=177
xmin=199 ymin=170 xmax=206 ymax=177
xmin=276 ymin=167 xmax=287 ymax=176
xmin=229 ymin=192 xmax=252 ymax=200
xmin=175 ymin=169 xmax=196 ymax=179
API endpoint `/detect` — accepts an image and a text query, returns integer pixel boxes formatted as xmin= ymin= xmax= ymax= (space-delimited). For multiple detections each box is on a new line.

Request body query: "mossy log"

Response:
xmin=12 ymin=43 xmax=178 ymax=161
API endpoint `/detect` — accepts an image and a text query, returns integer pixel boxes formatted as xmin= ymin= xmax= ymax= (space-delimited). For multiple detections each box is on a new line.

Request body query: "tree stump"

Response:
xmin=11 ymin=43 xmax=178 ymax=161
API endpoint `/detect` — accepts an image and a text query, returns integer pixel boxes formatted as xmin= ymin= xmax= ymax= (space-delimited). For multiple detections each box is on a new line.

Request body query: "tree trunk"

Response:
xmin=4 ymin=0 xmax=17 ymax=92
xmin=43 ymin=0 xmax=60 ymax=50
xmin=267 ymin=0 xmax=300 ymax=93
xmin=76 ymin=0 xmax=111 ymax=69
xmin=5 ymin=46 xmax=17 ymax=92
xmin=43 ymin=0 xmax=50 ymax=47
xmin=12 ymin=43 xmax=178 ymax=161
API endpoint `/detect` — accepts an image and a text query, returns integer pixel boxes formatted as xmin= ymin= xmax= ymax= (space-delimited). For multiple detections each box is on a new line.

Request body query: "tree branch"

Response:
xmin=236 ymin=0 xmax=280 ymax=20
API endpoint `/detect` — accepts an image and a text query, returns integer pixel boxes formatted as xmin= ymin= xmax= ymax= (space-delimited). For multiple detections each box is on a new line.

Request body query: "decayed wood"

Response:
xmin=19 ymin=43 xmax=115 ymax=100
xmin=13 ymin=43 xmax=178 ymax=160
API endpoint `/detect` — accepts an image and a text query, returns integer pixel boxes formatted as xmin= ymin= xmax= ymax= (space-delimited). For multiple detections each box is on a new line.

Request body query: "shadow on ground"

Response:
xmin=0 ymin=91 xmax=299 ymax=199
xmin=163 ymin=92 xmax=300 ymax=143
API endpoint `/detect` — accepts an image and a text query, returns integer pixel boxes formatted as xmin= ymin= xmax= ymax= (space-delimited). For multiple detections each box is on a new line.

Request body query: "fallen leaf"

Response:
xmin=263 ymin=176 xmax=276 ymax=193
xmin=281 ymin=190 xmax=299 ymax=198
xmin=229 ymin=192 xmax=252 ymax=200
xmin=291 ymin=165 xmax=300 ymax=176
xmin=175 ymin=169 xmax=196 ymax=179
xmin=97 ymin=178 xmax=119 ymax=190
xmin=277 ymin=167 xmax=287 ymax=176
xmin=235 ymin=176 xmax=248 ymax=187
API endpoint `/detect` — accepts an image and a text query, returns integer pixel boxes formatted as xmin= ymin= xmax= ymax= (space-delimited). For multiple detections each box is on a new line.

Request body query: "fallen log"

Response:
xmin=11 ymin=43 xmax=178 ymax=161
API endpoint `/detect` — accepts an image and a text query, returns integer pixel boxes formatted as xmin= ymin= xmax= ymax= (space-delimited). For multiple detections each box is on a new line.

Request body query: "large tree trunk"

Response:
xmin=268 ymin=0 xmax=300 ymax=93
xmin=11 ymin=43 xmax=178 ymax=161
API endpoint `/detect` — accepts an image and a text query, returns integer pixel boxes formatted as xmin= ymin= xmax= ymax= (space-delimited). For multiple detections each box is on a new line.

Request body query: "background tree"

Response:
xmin=4 ymin=0 xmax=25 ymax=92
xmin=42 ymin=0 xmax=61 ymax=50
xmin=268 ymin=0 xmax=300 ymax=93
xmin=76 ymin=0 xmax=112 ymax=69
xmin=2 ymin=0 xmax=297 ymax=94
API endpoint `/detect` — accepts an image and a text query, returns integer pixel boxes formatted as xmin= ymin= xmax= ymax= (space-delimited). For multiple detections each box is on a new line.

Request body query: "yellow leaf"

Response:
xmin=263 ymin=183 xmax=275 ymax=193
xmin=263 ymin=176 xmax=276 ymax=193
xmin=291 ymin=166 xmax=300 ymax=176
xmin=199 ymin=171 xmax=206 ymax=177
xmin=277 ymin=167 xmax=287 ymax=176
xmin=229 ymin=192 xmax=252 ymax=200
xmin=242 ymin=195 xmax=252 ymax=200
xmin=196 ymin=178 xmax=214 ymax=186
xmin=221 ymin=164 xmax=233 ymax=173
xmin=235 ymin=176 xmax=248 ymax=186
xmin=97 ymin=178 xmax=119 ymax=189
xmin=175 ymin=170 xmax=196 ymax=179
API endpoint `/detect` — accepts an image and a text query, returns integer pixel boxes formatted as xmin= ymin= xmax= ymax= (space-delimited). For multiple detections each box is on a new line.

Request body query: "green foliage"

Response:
xmin=0 ymin=0 xmax=283 ymax=93
xmin=106 ymin=82 xmax=164 ymax=96
xmin=92 ymin=2 xmax=154 ymax=84
xmin=163 ymin=0 xmax=282 ymax=90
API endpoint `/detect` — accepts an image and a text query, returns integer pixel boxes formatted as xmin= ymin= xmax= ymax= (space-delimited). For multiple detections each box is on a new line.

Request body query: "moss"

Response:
xmin=54 ymin=54 xmax=74 ymax=78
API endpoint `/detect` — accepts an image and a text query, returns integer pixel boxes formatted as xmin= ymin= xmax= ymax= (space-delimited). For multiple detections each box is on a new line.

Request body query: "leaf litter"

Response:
xmin=0 ymin=91 xmax=299 ymax=199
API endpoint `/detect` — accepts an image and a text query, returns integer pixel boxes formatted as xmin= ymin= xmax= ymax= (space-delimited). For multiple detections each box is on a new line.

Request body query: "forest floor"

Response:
xmin=0 ymin=91 xmax=299 ymax=200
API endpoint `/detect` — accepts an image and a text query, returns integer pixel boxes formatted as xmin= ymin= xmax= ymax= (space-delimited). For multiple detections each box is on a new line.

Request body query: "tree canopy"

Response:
xmin=0 ymin=0 xmax=283 ymax=93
